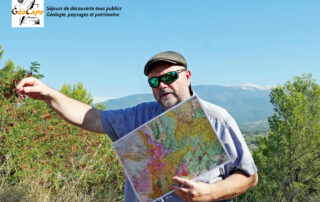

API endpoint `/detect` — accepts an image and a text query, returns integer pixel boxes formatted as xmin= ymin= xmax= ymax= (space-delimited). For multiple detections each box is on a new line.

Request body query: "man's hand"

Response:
xmin=16 ymin=77 xmax=52 ymax=101
xmin=172 ymin=171 xmax=258 ymax=201
xmin=171 ymin=176 xmax=214 ymax=202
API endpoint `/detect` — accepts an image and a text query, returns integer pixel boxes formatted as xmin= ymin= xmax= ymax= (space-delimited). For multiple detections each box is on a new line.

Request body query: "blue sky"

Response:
xmin=1 ymin=0 xmax=319 ymax=102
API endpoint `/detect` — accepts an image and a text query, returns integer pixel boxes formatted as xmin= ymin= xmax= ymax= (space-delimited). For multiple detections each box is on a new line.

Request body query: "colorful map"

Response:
xmin=113 ymin=96 xmax=229 ymax=202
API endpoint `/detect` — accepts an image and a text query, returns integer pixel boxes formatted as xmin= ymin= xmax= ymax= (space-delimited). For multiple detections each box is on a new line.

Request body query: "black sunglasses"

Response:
xmin=148 ymin=69 xmax=187 ymax=88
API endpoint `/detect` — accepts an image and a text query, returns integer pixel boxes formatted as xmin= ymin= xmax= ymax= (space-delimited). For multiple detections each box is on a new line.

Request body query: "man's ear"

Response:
xmin=186 ymin=70 xmax=191 ymax=84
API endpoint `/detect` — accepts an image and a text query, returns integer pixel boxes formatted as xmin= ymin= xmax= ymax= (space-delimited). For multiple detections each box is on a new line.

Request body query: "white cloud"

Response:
xmin=240 ymin=83 xmax=273 ymax=90
xmin=93 ymin=96 xmax=113 ymax=103
xmin=218 ymin=83 xmax=273 ymax=90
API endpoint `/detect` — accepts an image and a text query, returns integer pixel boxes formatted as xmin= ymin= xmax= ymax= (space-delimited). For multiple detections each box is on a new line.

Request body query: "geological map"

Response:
xmin=113 ymin=96 xmax=229 ymax=202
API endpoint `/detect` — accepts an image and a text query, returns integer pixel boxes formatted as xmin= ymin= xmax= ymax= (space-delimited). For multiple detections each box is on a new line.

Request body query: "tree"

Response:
xmin=95 ymin=102 xmax=106 ymax=110
xmin=60 ymin=82 xmax=93 ymax=105
xmin=239 ymin=74 xmax=320 ymax=201
xmin=0 ymin=46 xmax=43 ymax=101
xmin=60 ymin=82 xmax=106 ymax=110
xmin=29 ymin=61 xmax=44 ymax=79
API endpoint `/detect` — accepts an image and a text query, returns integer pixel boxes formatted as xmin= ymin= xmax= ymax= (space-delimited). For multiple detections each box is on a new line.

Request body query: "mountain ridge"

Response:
xmin=99 ymin=84 xmax=273 ymax=128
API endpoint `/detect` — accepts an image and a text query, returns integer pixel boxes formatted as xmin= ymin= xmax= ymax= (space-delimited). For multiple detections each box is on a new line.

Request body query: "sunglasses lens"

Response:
xmin=148 ymin=71 xmax=180 ymax=88
xmin=148 ymin=77 xmax=159 ymax=88
xmin=161 ymin=71 xmax=178 ymax=84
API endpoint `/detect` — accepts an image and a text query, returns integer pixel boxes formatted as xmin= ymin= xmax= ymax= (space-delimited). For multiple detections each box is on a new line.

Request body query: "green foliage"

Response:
xmin=0 ymin=47 xmax=124 ymax=201
xmin=95 ymin=102 xmax=106 ymax=110
xmin=0 ymin=46 xmax=4 ymax=61
xmin=60 ymin=82 xmax=93 ymax=105
xmin=239 ymin=74 xmax=320 ymax=201
xmin=60 ymin=83 xmax=106 ymax=110
xmin=0 ymin=59 xmax=26 ymax=101
xmin=29 ymin=61 xmax=44 ymax=79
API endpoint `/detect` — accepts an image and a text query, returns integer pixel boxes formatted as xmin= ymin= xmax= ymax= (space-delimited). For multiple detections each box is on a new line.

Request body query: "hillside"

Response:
xmin=100 ymin=84 xmax=273 ymax=129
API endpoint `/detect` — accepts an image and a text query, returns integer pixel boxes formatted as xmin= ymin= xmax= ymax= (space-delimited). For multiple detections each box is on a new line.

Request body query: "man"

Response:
xmin=16 ymin=51 xmax=258 ymax=201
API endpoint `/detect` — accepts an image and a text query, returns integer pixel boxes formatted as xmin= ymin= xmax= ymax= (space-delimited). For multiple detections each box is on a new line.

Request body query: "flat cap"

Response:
xmin=144 ymin=51 xmax=187 ymax=75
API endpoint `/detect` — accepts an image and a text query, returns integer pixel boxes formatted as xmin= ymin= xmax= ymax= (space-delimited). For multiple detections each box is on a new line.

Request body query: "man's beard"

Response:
xmin=158 ymin=89 xmax=180 ymax=110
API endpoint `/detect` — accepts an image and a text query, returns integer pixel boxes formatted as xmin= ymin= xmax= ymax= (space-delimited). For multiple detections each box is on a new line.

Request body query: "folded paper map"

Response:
xmin=113 ymin=95 xmax=230 ymax=202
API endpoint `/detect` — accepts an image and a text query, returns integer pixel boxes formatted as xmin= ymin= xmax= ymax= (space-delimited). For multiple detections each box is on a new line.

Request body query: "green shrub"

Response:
xmin=0 ymin=46 xmax=124 ymax=201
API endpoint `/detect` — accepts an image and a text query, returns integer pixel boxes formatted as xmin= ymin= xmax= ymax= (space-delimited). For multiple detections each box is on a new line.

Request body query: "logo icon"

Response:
xmin=12 ymin=0 xmax=44 ymax=28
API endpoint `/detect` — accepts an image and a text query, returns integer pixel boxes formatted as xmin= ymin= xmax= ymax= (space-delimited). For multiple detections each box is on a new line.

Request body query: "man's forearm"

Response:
xmin=44 ymin=88 xmax=105 ymax=133
xmin=172 ymin=171 xmax=258 ymax=201
xmin=209 ymin=171 xmax=258 ymax=201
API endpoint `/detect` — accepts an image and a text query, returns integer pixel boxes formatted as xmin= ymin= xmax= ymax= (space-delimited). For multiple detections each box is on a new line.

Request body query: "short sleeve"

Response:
xmin=222 ymin=116 xmax=258 ymax=176
xmin=100 ymin=102 xmax=162 ymax=141
xmin=199 ymin=98 xmax=257 ymax=177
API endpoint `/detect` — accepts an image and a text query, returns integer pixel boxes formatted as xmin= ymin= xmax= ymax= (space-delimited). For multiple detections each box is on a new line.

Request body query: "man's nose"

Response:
xmin=158 ymin=81 xmax=168 ymax=88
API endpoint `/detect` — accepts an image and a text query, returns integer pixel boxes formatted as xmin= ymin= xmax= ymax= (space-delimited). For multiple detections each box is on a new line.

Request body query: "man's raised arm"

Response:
xmin=16 ymin=77 xmax=105 ymax=134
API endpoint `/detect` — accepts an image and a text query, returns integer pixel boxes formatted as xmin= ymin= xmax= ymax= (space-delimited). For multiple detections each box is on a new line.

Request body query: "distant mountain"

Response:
xmin=100 ymin=94 xmax=155 ymax=110
xmin=192 ymin=85 xmax=273 ymax=127
xmin=100 ymin=85 xmax=273 ymax=128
